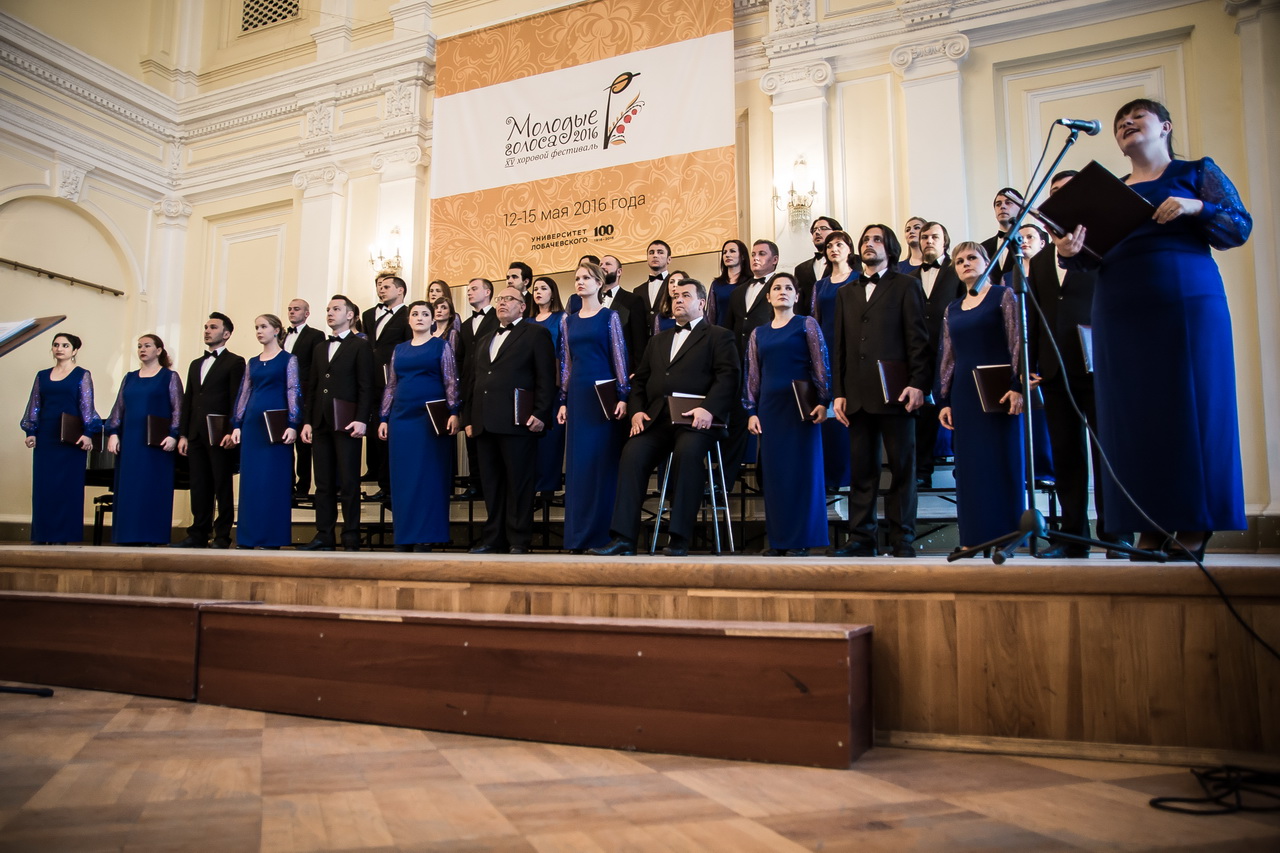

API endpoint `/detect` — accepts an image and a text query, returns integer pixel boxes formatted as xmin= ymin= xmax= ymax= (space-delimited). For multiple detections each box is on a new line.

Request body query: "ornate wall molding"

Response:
xmin=152 ymin=196 xmax=192 ymax=227
xmin=899 ymin=0 xmax=956 ymax=28
xmin=890 ymin=33 xmax=970 ymax=77
xmin=760 ymin=60 xmax=833 ymax=98
xmin=291 ymin=164 xmax=348 ymax=193
xmin=371 ymin=146 xmax=423 ymax=172
xmin=56 ymin=163 xmax=91 ymax=202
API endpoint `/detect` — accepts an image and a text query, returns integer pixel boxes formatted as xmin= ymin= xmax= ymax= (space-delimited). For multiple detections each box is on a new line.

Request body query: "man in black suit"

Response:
xmin=300 ymin=295 xmax=376 ymax=551
xmin=462 ymin=287 xmax=557 ymax=554
xmin=793 ymin=216 xmax=850 ymax=315
xmin=457 ymin=277 xmax=500 ymax=498
xmin=981 ymin=187 xmax=1059 ymax=285
xmin=633 ymin=239 xmax=672 ymax=329
xmin=1029 ymin=172 xmax=1133 ymax=558
xmin=831 ymin=224 xmax=931 ymax=558
xmin=360 ymin=275 xmax=411 ymax=499
xmin=590 ymin=279 xmax=740 ymax=557
xmin=282 ymin=298 xmax=325 ymax=497
xmin=566 ymin=254 xmax=649 ymax=369
xmin=505 ymin=261 xmax=535 ymax=316
xmin=174 ymin=312 xmax=246 ymax=549
xmin=911 ymin=221 xmax=963 ymax=489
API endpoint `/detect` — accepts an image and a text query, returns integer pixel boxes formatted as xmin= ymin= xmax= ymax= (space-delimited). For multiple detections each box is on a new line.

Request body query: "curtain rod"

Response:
xmin=0 ymin=257 xmax=124 ymax=297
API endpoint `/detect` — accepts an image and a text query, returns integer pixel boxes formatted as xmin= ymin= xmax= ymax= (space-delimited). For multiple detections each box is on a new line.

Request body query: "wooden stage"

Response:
xmin=1 ymin=545 xmax=1278 ymax=765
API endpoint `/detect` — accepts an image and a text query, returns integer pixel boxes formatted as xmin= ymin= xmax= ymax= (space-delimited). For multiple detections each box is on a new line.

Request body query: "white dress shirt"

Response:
xmin=199 ymin=347 xmax=225 ymax=383
xmin=669 ymin=317 xmax=701 ymax=361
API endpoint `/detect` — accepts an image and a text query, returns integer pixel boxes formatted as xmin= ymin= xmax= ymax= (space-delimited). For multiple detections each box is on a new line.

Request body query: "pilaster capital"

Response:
xmin=760 ymin=60 xmax=832 ymax=101
xmin=890 ymin=33 xmax=969 ymax=79
xmin=1224 ymin=0 xmax=1280 ymax=24
xmin=371 ymin=146 xmax=424 ymax=176
xmin=292 ymin=164 xmax=349 ymax=194
xmin=152 ymin=196 xmax=192 ymax=227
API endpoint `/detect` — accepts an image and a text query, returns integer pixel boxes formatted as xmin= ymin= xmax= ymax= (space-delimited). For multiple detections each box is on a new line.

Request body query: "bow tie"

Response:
xmin=204 ymin=350 xmax=220 ymax=360
xmin=674 ymin=323 xmax=691 ymax=333
xmin=377 ymin=305 xmax=392 ymax=316
xmin=474 ymin=309 xmax=487 ymax=318
xmin=495 ymin=326 xmax=512 ymax=336
xmin=286 ymin=327 xmax=298 ymax=334
xmin=858 ymin=274 xmax=881 ymax=285
xmin=648 ymin=274 xmax=665 ymax=282
xmin=327 ymin=335 xmax=343 ymax=343
xmin=921 ymin=261 xmax=941 ymax=271
xmin=753 ymin=277 xmax=767 ymax=286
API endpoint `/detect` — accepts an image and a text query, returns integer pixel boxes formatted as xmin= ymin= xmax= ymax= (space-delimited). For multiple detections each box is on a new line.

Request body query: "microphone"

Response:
xmin=1056 ymin=117 xmax=1101 ymax=136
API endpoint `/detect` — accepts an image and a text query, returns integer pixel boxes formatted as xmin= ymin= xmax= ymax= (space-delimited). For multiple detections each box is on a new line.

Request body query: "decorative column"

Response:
xmin=148 ymin=196 xmax=192 ymax=347
xmin=292 ymin=165 xmax=348 ymax=312
xmin=760 ymin=60 xmax=832 ymax=262
xmin=371 ymin=146 xmax=426 ymax=291
xmin=891 ymin=33 xmax=970 ymax=241
xmin=1227 ymin=0 xmax=1280 ymax=522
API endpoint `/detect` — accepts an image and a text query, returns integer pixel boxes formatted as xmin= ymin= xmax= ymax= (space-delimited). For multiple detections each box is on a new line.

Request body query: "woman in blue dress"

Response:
xmin=21 ymin=332 xmax=101 ymax=544
xmin=745 ymin=272 xmax=831 ymax=556
xmin=530 ymin=276 xmax=566 ymax=496
xmin=937 ymin=243 xmax=1025 ymax=549
xmin=1054 ymin=99 xmax=1252 ymax=561
xmin=557 ymin=261 xmax=629 ymax=551
xmin=228 ymin=314 xmax=300 ymax=548
xmin=809 ymin=230 xmax=857 ymax=494
xmin=105 ymin=334 xmax=183 ymax=545
xmin=707 ymin=240 xmax=749 ymax=327
xmin=378 ymin=300 xmax=460 ymax=552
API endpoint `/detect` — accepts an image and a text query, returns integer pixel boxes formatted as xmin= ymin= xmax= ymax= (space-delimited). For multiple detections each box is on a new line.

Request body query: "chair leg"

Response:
xmin=705 ymin=451 xmax=721 ymax=555
xmin=715 ymin=442 xmax=734 ymax=553
xmin=650 ymin=453 xmax=673 ymax=556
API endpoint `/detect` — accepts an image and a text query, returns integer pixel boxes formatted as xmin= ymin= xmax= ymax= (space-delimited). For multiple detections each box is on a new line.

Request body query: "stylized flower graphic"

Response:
xmin=603 ymin=72 xmax=642 ymax=148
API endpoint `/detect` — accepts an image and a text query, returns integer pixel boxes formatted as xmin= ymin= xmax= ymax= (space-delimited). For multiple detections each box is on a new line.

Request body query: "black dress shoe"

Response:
xmin=412 ymin=544 xmax=433 ymax=553
xmin=365 ymin=490 xmax=386 ymax=501
xmin=891 ymin=543 xmax=916 ymax=558
xmin=509 ymin=547 xmax=530 ymax=555
xmin=1129 ymin=548 xmax=1167 ymax=562
xmin=343 ymin=543 xmax=361 ymax=552
xmin=394 ymin=544 xmax=413 ymax=553
xmin=171 ymin=535 xmax=207 ymax=549
xmin=588 ymin=538 xmax=636 ymax=556
xmin=784 ymin=548 xmax=810 ymax=557
xmin=762 ymin=548 xmax=783 ymax=556
xmin=829 ymin=543 xmax=876 ymax=558
xmin=1166 ymin=533 xmax=1212 ymax=563
xmin=299 ymin=538 xmax=335 ymax=551
xmin=212 ymin=538 xmax=232 ymax=550
xmin=662 ymin=545 xmax=689 ymax=557
xmin=1038 ymin=545 xmax=1088 ymax=559
xmin=470 ymin=544 xmax=499 ymax=554
xmin=1106 ymin=548 xmax=1128 ymax=560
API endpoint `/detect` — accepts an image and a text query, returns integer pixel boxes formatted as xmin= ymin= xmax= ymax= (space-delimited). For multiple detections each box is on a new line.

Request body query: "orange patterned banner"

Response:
xmin=429 ymin=146 xmax=737 ymax=281
xmin=437 ymin=0 xmax=732 ymax=97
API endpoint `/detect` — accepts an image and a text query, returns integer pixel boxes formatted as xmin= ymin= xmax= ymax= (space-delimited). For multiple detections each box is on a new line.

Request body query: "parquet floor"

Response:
xmin=1 ymin=684 xmax=1277 ymax=852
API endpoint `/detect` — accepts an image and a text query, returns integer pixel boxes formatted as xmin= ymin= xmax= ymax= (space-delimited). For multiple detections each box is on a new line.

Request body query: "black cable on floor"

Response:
xmin=1150 ymin=766 xmax=1280 ymax=815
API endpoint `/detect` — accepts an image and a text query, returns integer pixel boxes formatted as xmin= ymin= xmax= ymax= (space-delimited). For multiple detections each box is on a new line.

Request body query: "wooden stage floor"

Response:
xmin=2 ymin=545 xmax=1279 ymax=764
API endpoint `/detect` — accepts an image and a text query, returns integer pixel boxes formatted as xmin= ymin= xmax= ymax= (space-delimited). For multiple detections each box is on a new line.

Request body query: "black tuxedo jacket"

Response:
xmin=629 ymin=320 xmax=740 ymax=432
xmin=723 ymin=274 xmax=775 ymax=357
xmin=911 ymin=259 xmax=965 ymax=362
xmin=287 ymin=326 xmax=325 ymax=392
xmin=360 ymin=304 xmax=411 ymax=370
xmin=180 ymin=349 xmax=246 ymax=443
xmin=1025 ymin=257 xmax=1094 ymax=384
xmin=566 ymin=286 xmax=649 ymax=370
xmin=462 ymin=321 xmax=557 ymax=436
xmin=633 ymin=273 xmax=668 ymax=328
xmin=304 ymin=333 xmax=376 ymax=430
xmin=458 ymin=307 xmax=500 ymax=375
xmin=793 ymin=255 xmax=822 ymax=318
xmin=982 ymin=232 xmax=1059 ymax=284
xmin=832 ymin=271 xmax=931 ymax=415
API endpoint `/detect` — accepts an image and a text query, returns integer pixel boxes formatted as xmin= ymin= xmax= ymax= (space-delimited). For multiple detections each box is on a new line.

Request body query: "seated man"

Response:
xmin=590 ymin=279 xmax=740 ymax=557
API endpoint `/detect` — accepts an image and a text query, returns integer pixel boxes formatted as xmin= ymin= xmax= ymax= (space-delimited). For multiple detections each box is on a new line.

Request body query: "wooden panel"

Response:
xmin=0 ymin=592 xmax=207 ymax=699
xmin=196 ymin=606 xmax=872 ymax=768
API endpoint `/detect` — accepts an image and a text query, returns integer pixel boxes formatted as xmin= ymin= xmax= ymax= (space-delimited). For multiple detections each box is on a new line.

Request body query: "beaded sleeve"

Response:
xmin=167 ymin=370 xmax=183 ymax=437
xmin=285 ymin=354 xmax=302 ymax=429
xmin=557 ymin=313 xmax=570 ymax=404
xmin=231 ymin=365 xmax=252 ymax=428
xmin=607 ymin=310 xmax=630 ymax=397
xmin=742 ymin=327 xmax=762 ymax=415
xmin=1195 ymin=157 xmax=1253 ymax=250
xmin=105 ymin=375 xmax=127 ymax=436
xmin=20 ymin=373 xmax=41 ymax=436
xmin=803 ymin=316 xmax=832 ymax=404
xmin=379 ymin=347 xmax=399 ymax=422
xmin=79 ymin=371 xmax=102 ymax=435
xmin=937 ymin=307 xmax=956 ymax=407
xmin=1000 ymin=287 xmax=1024 ymax=393
xmin=442 ymin=340 xmax=461 ymax=415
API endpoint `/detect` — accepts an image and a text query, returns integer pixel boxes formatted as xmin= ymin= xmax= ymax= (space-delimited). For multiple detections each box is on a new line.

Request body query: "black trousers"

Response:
xmin=915 ymin=401 xmax=942 ymax=479
xmin=1041 ymin=373 xmax=1131 ymax=544
xmin=721 ymin=399 xmax=749 ymax=493
xmin=610 ymin=420 xmax=717 ymax=544
xmin=476 ymin=432 xmax=538 ymax=550
xmin=312 ymin=427 xmax=363 ymax=545
xmin=847 ymin=409 xmax=917 ymax=548
xmin=364 ymin=423 xmax=389 ymax=492
xmin=293 ymin=440 xmax=312 ymax=494
xmin=186 ymin=435 xmax=236 ymax=543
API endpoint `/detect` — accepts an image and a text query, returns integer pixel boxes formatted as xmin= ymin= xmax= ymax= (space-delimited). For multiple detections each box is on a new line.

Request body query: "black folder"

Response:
xmin=877 ymin=360 xmax=908 ymax=405
xmin=145 ymin=414 xmax=170 ymax=447
xmin=1078 ymin=325 xmax=1094 ymax=374
xmin=514 ymin=388 xmax=533 ymax=427
xmin=972 ymin=364 xmax=1044 ymax=413
xmin=424 ymin=399 xmax=451 ymax=436
xmin=594 ymin=379 xmax=622 ymax=419
xmin=59 ymin=413 xmax=102 ymax=450
xmin=1033 ymin=160 xmax=1155 ymax=260
xmin=332 ymin=399 xmax=357 ymax=432
xmin=205 ymin=414 xmax=230 ymax=446
xmin=791 ymin=379 xmax=820 ymax=422
xmin=263 ymin=409 xmax=289 ymax=444
xmin=666 ymin=393 xmax=726 ymax=428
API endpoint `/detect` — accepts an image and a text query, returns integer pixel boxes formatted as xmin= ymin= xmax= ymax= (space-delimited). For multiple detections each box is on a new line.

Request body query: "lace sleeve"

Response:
xmin=167 ymin=370 xmax=183 ymax=437
xmin=20 ymin=373 xmax=40 ymax=435
xmin=937 ymin=306 xmax=956 ymax=407
xmin=557 ymin=313 xmax=570 ymax=404
xmin=106 ymin=375 xmax=126 ymax=435
xmin=1195 ymin=157 xmax=1253 ymax=250
xmin=286 ymin=355 xmax=302 ymax=429
xmin=79 ymin=371 xmax=102 ymax=435
xmin=379 ymin=347 xmax=398 ymax=422
xmin=442 ymin=339 xmax=461 ymax=414
xmin=1000 ymin=287 xmax=1024 ymax=392
xmin=231 ymin=364 xmax=252 ymax=428
xmin=742 ymin=327 xmax=761 ymax=415
xmin=706 ymin=283 xmax=720 ymax=326
xmin=803 ymin=316 xmax=832 ymax=403
xmin=607 ymin=310 xmax=630 ymax=397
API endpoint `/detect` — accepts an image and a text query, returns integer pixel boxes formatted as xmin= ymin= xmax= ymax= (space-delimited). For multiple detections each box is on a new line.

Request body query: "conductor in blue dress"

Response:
xmin=21 ymin=332 xmax=101 ymax=544
xmin=1053 ymin=98 xmax=1252 ymax=562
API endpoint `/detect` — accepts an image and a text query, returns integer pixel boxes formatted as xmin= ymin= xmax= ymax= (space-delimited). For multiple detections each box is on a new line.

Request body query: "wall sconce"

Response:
xmin=368 ymin=226 xmax=403 ymax=276
xmin=773 ymin=155 xmax=818 ymax=228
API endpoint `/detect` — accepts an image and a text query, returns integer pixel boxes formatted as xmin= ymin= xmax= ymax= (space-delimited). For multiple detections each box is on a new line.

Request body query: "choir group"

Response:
xmin=21 ymin=99 xmax=1252 ymax=561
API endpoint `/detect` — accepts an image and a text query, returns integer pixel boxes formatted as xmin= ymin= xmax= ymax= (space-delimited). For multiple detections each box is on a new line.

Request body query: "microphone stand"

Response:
xmin=947 ymin=127 xmax=1157 ymax=564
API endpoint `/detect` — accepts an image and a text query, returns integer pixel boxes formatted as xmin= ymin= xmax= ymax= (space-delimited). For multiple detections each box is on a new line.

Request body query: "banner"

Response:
xmin=429 ymin=0 xmax=737 ymax=281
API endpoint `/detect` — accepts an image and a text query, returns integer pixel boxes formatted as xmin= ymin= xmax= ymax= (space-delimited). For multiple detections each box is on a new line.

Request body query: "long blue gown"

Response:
xmin=21 ymin=366 xmax=101 ymax=543
xmin=937 ymin=286 xmax=1026 ymax=546
xmin=810 ymin=272 xmax=853 ymax=491
xmin=531 ymin=311 xmax=565 ymax=494
xmin=1072 ymin=158 xmax=1251 ymax=531
xmin=560 ymin=309 xmax=629 ymax=550
xmin=706 ymin=277 xmax=739 ymax=328
xmin=232 ymin=352 xmax=301 ymax=547
xmin=106 ymin=369 xmax=182 ymax=545
xmin=381 ymin=336 xmax=461 ymax=545
xmin=743 ymin=315 xmax=831 ymax=550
